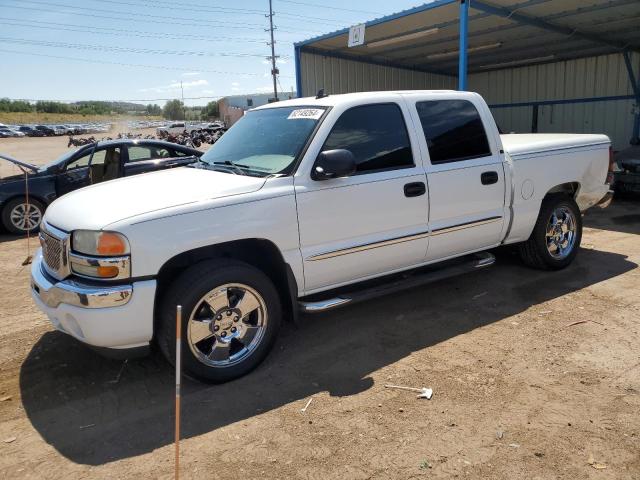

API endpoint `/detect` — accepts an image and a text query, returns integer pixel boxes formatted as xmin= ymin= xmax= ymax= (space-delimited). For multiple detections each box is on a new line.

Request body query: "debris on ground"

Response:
xmin=419 ymin=459 xmax=432 ymax=470
xmin=508 ymin=443 xmax=520 ymax=448
xmin=300 ymin=398 xmax=313 ymax=413
xmin=384 ymin=384 xmax=433 ymax=400
xmin=588 ymin=452 xmax=607 ymax=469
xmin=472 ymin=292 xmax=488 ymax=300
xmin=0 ymin=396 xmax=11 ymax=402
xmin=496 ymin=429 xmax=504 ymax=439
xmin=79 ymin=424 xmax=95 ymax=430
xmin=564 ymin=320 xmax=604 ymax=328
xmin=3 ymin=437 xmax=16 ymax=444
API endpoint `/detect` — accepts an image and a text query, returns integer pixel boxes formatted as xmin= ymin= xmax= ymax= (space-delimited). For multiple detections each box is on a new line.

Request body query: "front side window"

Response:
xmin=416 ymin=100 xmax=491 ymax=164
xmin=200 ymin=106 xmax=325 ymax=176
xmin=320 ymin=103 xmax=414 ymax=174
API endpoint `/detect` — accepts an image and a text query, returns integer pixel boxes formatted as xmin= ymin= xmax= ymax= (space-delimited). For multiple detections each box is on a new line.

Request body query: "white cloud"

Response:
xmin=138 ymin=79 xmax=209 ymax=93
xmin=276 ymin=58 xmax=287 ymax=65
xmin=202 ymin=89 xmax=216 ymax=94
xmin=231 ymin=82 xmax=240 ymax=87
xmin=181 ymin=72 xmax=200 ymax=76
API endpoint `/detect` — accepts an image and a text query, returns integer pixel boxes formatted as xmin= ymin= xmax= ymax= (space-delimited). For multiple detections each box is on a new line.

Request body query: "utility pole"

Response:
xmin=266 ymin=0 xmax=279 ymax=101
xmin=180 ymin=81 xmax=186 ymax=120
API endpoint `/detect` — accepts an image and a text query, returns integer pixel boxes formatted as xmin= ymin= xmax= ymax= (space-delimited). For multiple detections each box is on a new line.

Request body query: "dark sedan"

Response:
xmin=0 ymin=140 xmax=202 ymax=234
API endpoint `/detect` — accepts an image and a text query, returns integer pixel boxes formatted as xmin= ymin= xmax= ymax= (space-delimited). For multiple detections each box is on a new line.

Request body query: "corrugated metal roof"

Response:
xmin=296 ymin=0 xmax=640 ymax=75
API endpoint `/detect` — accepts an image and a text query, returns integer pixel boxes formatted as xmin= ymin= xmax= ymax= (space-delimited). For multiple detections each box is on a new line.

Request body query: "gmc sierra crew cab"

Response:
xmin=31 ymin=91 xmax=613 ymax=382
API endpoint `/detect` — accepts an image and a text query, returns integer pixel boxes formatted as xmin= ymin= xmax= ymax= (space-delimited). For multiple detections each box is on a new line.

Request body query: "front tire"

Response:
xmin=157 ymin=259 xmax=282 ymax=383
xmin=518 ymin=195 xmax=582 ymax=270
xmin=2 ymin=197 xmax=45 ymax=235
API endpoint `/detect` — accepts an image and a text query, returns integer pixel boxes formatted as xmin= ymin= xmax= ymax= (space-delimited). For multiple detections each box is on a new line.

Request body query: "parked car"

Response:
xmin=17 ymin=126 xmax=46 ymax=137
xmin=612 ymin=145 xmax=640 ymax=196
xmin=0 ymin=126 xmax=24 ymax=137
xmin=156 ymin=122 xmax=187 ymax=136
xmin=30 ymin=91 xmax=612 ymax=383
xmin=0 ymin=140 xmax=202 ymax=234
xmin=35 ymin=125 xmax=56 ymax=136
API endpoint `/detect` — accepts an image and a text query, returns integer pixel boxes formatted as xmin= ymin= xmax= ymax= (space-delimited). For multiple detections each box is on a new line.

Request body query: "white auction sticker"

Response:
xmin=287 ymin=108 xmax=324 ymax=120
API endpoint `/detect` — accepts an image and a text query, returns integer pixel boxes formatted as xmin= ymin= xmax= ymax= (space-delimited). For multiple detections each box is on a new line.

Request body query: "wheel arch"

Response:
xmin=154 ymin=238 xmax=299 ymax=333
xmin=544 ymin=181 xmax=580 ymax=200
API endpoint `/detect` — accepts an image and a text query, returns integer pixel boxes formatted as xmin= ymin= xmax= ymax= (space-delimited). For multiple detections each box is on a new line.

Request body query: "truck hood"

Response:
xmin=44 ymin=166 xmax=266 ymax=231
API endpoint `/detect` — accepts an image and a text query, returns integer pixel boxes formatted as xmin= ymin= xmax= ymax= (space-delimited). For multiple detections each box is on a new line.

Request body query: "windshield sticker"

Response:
xmin=287 ymin=108 xmax=324 ymax=120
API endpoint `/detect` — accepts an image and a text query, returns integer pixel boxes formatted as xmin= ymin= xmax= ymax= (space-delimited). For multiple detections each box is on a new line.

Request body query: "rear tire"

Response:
xmin=157 ymin=258 xmax=282 ymax=383
xmin=1 ymin=197 xmax=45 ymax=235
xmin=518 ymin=195 xmax=582 ymax=270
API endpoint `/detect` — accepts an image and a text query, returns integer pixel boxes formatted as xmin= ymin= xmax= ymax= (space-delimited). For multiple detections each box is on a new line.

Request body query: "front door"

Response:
xmin=409 ymin=96 xmax=507 ymax=261
xmin=56 ymin=147 xmax=94 ymax=195
xmin=295 ymin=101 xmax=430 ymax=293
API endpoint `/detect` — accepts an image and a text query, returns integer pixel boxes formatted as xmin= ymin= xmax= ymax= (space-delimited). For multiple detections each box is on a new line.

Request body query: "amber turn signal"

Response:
xmin=97 ymin=233 xmax=128 ymax=256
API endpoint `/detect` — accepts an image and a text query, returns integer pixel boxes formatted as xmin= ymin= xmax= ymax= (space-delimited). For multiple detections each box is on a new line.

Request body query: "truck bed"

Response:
xmin=500 ymin=133 xmax=610 ymax=158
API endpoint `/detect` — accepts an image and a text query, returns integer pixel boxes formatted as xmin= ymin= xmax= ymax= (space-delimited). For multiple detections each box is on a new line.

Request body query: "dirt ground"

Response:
xmin=0 ymin=137 xmax=639 ymax=479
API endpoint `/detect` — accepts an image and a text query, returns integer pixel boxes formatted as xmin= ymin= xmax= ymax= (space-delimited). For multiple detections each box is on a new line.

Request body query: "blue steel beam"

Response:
xmin=471 ymin=0 xmax=634 ymax=52
xmin=458 ymin=0 xmax=469 ymax=90
xmin=294 ymin=45 xmax=302 ymax=98
xmin=622 ymin=51 xmax=640 ymax=144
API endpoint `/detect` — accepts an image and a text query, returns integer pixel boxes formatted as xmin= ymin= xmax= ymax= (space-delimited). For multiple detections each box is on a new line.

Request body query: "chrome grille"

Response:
xmin=40 ymin=223 xmax=70 ymax=280
xmin=41 ymin=232 xmax=62 ymax=271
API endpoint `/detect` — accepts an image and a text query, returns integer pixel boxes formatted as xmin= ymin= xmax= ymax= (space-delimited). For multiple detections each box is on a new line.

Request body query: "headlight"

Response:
xmin=72 ymin=230 xmax=130 ymax=256
xmin=71 ymin=230 xmax=130 ymax=280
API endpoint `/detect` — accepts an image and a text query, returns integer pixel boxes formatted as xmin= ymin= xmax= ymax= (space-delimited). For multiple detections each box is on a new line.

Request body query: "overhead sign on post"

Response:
xmin=348 ymin=23 xmax=366 ymax=47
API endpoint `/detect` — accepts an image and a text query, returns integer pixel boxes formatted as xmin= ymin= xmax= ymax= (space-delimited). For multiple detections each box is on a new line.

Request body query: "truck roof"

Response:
xmin=252 ymin=90 xmax=459 ymax=110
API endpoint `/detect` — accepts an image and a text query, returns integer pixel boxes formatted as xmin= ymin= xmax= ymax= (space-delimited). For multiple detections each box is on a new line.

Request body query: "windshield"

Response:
xmin=200 ymin=106 xmax=325 ymax=176
xmin=39 ymin=145 xmax=90 ymax=172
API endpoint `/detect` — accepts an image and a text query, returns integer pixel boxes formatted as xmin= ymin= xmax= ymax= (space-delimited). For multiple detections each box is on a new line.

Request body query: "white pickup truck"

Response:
xmin=31 ymin=91 xmax=612 ymax=382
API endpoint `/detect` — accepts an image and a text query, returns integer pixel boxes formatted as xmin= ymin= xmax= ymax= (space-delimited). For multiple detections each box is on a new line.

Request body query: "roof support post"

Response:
xmin=623 ymin=51 xmax=640 ymax=145
xmin=295 ymin=45 xmax=303 ymax=98
xmin=458 ymin=0 xmax=469 ymax=90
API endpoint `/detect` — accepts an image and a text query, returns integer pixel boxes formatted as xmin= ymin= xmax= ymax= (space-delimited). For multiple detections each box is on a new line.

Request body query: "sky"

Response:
xmin=0 ymin=0 xmax=426 ymax=106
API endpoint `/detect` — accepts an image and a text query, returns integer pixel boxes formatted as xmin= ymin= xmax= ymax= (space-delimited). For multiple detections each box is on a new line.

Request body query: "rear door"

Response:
xmin=295 ymin=100 xmax=430 ymax=293
xmin=409 ymin=95 xmax=506 ymax=261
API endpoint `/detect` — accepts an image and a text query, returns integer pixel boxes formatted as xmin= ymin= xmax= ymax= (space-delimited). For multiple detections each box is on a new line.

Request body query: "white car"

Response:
xmin=156 ymin=122 xmax=187 ymax=136
xmin=31 ymin=90 xmax=612 ymax=382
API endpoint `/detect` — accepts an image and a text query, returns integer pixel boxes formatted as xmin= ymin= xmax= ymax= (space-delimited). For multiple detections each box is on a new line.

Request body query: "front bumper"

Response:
xmin=30 ymin=251 xmax=156 ymax=350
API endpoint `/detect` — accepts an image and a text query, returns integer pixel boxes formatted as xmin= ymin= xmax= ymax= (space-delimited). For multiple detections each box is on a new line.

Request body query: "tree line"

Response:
xmin=0 ymin=98 xmax=220 ymax=120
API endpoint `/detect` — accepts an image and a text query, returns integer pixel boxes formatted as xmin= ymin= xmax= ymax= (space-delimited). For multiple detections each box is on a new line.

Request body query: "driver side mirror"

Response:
xmin=312 ymin=149 xmax=357 ymax=181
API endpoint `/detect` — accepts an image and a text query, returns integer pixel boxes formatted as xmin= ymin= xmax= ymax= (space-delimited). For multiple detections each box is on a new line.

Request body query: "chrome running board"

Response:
xmin=299 ymin=251 xmax=495 ymax=313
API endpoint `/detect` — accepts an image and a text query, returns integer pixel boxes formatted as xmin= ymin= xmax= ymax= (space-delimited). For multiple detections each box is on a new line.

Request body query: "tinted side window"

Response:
xmin=416 ymin=100 xmax=491 ymax=164
xmin=321 ymin=103 xmax=414 ymax=174
xmin=128 ymin=146 xmax=171 ymax=162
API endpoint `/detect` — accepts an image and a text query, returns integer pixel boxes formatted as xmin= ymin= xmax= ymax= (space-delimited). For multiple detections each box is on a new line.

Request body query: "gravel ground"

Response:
xmin=0 ymin=136 xmax=638 ymax=479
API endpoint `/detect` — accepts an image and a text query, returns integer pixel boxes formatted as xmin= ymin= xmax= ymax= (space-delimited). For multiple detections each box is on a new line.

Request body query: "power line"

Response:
xmin=0 ymin=48 xmax=295 ymax=78
xmin=276 ymin=0 xmax=383 ymax=15
xmin=0 ymin=36 xmax=291 ymax=59
xmin=89 ymin=0 xmax=357 ymax=25
xmin=1 ymin=2 xmax=321 ymax=34
xmin=0 ymin=17 xmax=278 ymax=44
xmin=5 ymin=0 xmax=267 ymax=28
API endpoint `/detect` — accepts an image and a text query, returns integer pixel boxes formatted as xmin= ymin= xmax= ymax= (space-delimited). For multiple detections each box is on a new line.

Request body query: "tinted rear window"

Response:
xmin=416 ymin=100 xmax=491 ymax=164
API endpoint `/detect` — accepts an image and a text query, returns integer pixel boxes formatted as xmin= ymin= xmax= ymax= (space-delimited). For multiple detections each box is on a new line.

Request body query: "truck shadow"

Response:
xmin=584 ymin=198 xmax=640 ymax=235
xmin=19 ymin=247 xmax=637 ymax=465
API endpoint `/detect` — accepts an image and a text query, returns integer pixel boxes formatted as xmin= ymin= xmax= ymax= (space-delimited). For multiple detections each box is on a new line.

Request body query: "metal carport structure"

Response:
xmin=293 ymin=0 xmax=640 ymax=149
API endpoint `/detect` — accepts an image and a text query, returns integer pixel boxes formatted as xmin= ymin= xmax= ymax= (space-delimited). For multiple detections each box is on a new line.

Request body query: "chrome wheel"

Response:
xmin=10 ymin=202 xmax=42 ymax=232
xmin=187 ymin=283 xmax=267 ymax=368
xmin=545 ymin=206 xmax=577 ymax=259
